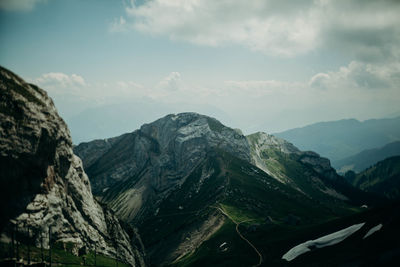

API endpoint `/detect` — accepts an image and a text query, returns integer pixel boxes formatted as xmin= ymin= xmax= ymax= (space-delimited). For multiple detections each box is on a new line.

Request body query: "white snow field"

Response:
xmin=363 ymin=224 xmax=383 ymax=239
xmin=282 ymin=223 xmax=365 ymax=261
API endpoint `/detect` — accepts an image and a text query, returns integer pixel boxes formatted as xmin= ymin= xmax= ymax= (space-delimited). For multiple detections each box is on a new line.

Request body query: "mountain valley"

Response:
xmin=1 ymin=66 xmax=398 ymax=266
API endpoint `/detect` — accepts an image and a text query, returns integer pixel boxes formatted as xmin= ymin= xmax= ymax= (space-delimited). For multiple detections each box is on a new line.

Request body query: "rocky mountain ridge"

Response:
xmin=248 ymin=132 xmax=336 ymax=181
xmin=75 ymin=113 xmax=252 ymax=222
xmin=74 ymin=111 xmax=379 ymax=265
xmin=76 ymin=115 xmax=341 ymax=195
xmin=0 ymin=66 xmax=144 ymax=266
xmin=75 ymin=113 xmax=374 ymax=223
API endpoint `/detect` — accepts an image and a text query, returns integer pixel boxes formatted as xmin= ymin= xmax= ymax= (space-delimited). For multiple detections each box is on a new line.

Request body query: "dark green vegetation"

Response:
xmin=75 ymin=114 xmax=386 ymax=265
xmin=138 ymin=149 xmax=359 ymax=265
xmin=175 ymin=201 xmax=400 ymax=266
xmin=275 ymin=117 xmax=400 ymax=162
xmin=335 ymin=141 xmax=400 ymax=173
xmin=0 ymin=241 xmax=129 ymax=267
xmin=347 ymin=156 xmax=400 ymax=199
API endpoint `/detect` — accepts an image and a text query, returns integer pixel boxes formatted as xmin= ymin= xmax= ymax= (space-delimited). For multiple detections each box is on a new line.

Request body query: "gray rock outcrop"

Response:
xmin=248 ymin=131 xmax=338 ymax=182
xmin=0 ymin=66 xmax=144 ymax=266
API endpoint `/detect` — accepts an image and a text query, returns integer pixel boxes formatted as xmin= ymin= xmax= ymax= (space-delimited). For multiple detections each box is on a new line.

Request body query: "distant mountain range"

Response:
xmin=275 ymin=117 xmax=400 ymax=163
xmin=334 ymin=141 xmax=400 ymax=173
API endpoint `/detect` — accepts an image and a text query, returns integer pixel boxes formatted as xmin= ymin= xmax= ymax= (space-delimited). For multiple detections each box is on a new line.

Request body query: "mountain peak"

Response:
xmin=74 ymin=112 xmax=252 ymax=223
xmin=138 ymin=112 xmax=251 ymax=161
xmin=140 ymin=112 xmax=227 ymax=135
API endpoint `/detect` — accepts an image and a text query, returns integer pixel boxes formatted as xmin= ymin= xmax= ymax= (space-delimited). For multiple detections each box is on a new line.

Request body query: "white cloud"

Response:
xmin=34 ymin=72 xmax=86 ymax=89
xmin=156 ymin=72 xmax=183 ymax=91
xmin=123 ymin=0 xmax=318 ymax=56
xmin=113 ymin=0 xmax=400 ymax=59
xmin=310 ymin=61 xmax=400 ymax=90
xmin=0 ymin=0 xmax=47 ymax=11
xmin=224 ymin=80 xmax=301 ymax=96
xmin=34 ymin=73 xmax=148 ymax=102
xmin=318 ymin=0 xmax=400 ymax=62
xmin=31 ymin=72 xmax=149 ymax=117
xmin=31 ymin=60 xmax=400 ymax=133
xmin=309 ymin=73 xmax=330 ymax=89
xmin=208 ymin=60 xmax=400 ymax=132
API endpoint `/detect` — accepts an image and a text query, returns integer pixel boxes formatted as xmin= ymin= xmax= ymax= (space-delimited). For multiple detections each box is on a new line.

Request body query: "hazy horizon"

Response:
xmin=1 ymin=0 xmax=400 ymax=143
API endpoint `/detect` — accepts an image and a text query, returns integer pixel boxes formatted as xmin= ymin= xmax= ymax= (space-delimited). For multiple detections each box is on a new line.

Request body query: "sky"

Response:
xmin=1 ymin=0 xmax=400 ymax=143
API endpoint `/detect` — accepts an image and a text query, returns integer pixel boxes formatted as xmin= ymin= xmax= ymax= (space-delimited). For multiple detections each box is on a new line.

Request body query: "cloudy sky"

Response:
xmin=1 ymin=0 xmax=400 ymax=143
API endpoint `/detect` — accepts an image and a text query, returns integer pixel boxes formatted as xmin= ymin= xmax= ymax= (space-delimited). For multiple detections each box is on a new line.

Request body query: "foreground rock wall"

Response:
xmin=0 ymin=66 xmax=144 ymax=266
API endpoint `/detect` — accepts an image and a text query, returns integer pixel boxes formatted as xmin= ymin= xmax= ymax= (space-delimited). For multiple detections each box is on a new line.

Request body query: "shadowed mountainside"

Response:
xmin=75 ymin=113 xmax=381 ymax=265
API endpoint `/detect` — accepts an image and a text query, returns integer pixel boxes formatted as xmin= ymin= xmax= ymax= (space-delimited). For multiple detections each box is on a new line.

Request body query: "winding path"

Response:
xmin=216 ymin=207 xmax=263 ymax=267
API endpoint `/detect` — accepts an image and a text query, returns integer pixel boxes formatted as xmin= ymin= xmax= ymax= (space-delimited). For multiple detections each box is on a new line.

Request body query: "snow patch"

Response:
xmin=282 ymin=222 xmax=365 ymax=261
xmin=363 ymin=224 xmax=383 ymax=239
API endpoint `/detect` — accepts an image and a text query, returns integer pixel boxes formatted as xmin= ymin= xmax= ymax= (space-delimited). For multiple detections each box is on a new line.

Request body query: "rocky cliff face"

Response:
xmin=247 ymin=132 xmax=301 ymax=183
xmin=247 ymin=132 xmax=384 ymax=204
xmin=75 ymin=112 xmax=252 ymax=223
xmin=247 ymin=132 xmax=353 ymax=200
xmin=248 ymin=132 xmax=338 ymax=181
xmin=0 ymin=66 xmax=144 ymax=266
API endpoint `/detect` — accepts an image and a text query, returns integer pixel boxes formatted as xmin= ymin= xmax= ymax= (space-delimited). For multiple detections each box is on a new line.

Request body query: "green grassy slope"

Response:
xmin=351 ymin=156 xmax=400 ymax=199
xmin=175 ymin=200 xmax=400 ymax=266
xmin=136 ymin=149 xmax=357 ymax=265
xmin=247 ymin=132 xmax=381 ymax=207
xmin=0 ymin=242 xmax=129 ymax=267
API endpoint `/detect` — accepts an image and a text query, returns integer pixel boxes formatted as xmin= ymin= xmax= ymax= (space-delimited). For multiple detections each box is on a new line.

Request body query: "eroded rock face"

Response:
xmin=248 ymin=132 xmax=338 ymax=182
xmin=247 ymin=132 xmax=349 ymax=200
xmin=299 ymin=151 xmax=336 ymax=179
xmin=0 ymin=66 xmax=144 ymax=266
xmin=75 ymin=113 xmax=252 ymax=223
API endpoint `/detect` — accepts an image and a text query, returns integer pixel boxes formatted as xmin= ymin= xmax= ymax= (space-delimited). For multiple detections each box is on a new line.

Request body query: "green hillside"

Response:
xmin=136 ymin=149 xmax=357 ymax=265
xmin=349 ymin=156 xmax=400 ymax=199
xmin=174 ymin=200 xmax=400 ymax=266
